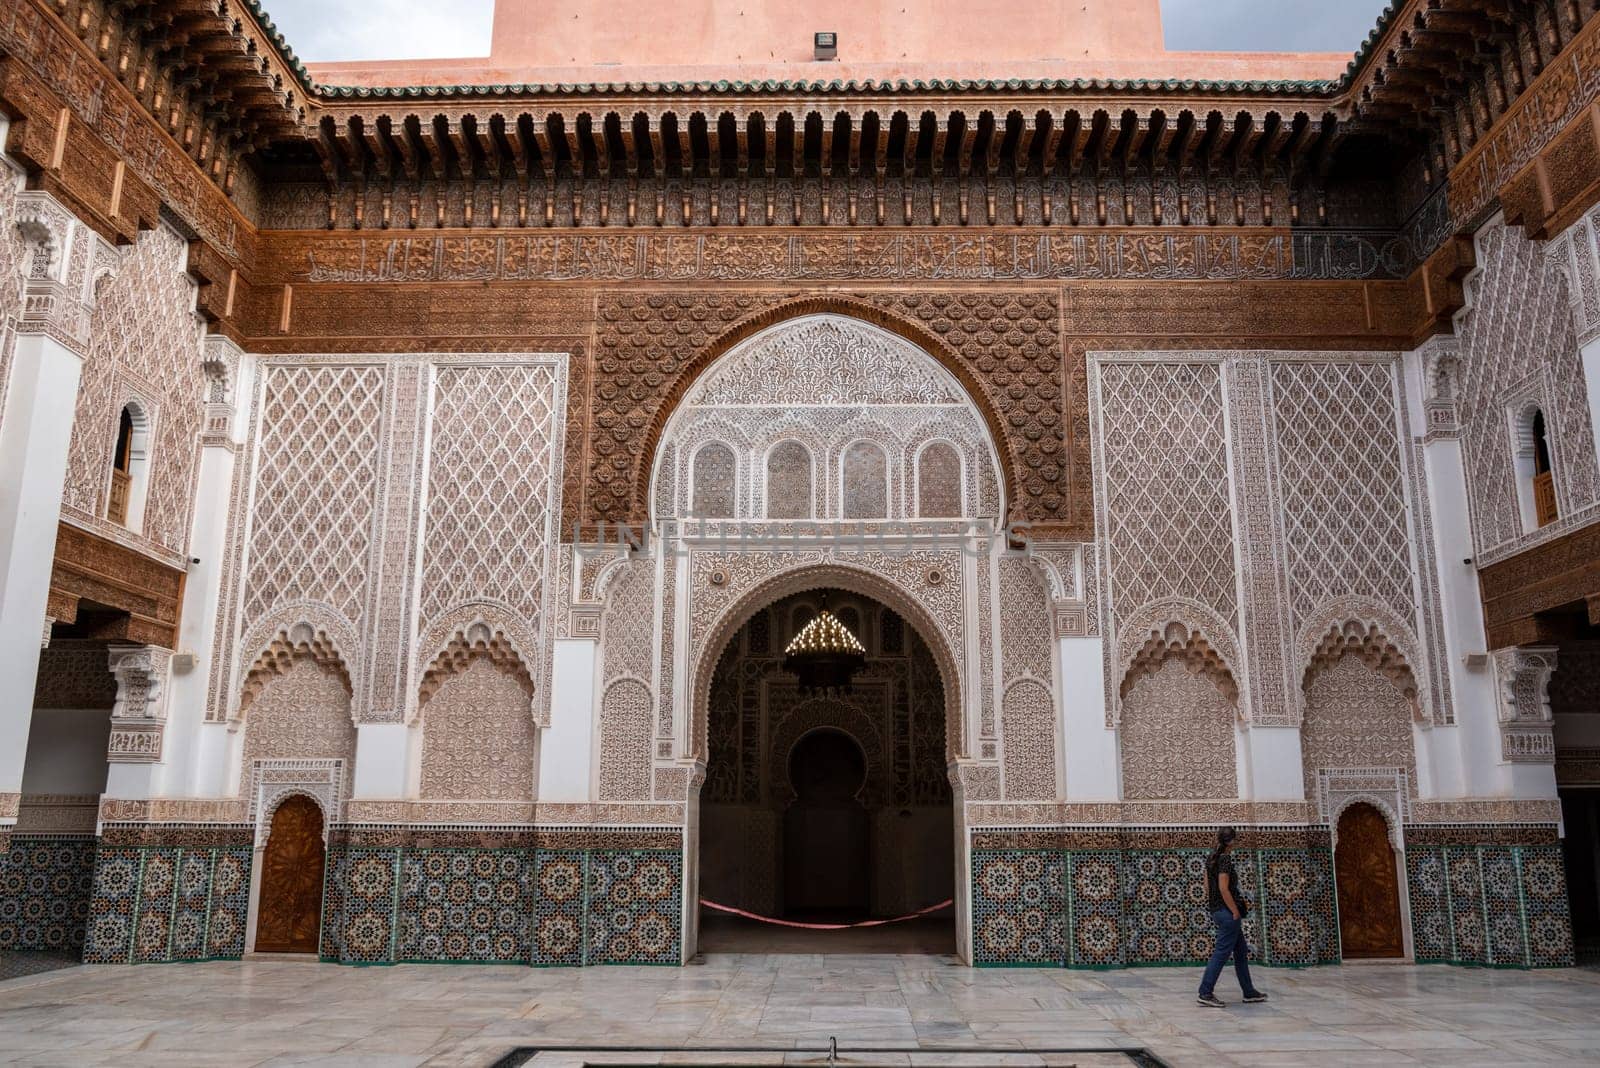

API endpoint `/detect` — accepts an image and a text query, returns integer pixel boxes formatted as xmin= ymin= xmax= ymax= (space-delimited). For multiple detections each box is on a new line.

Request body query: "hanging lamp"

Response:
xmin=782 ymin=600 xmax=867 ymax=695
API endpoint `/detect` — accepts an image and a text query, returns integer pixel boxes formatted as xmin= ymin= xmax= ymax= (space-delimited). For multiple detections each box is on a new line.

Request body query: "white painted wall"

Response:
xmin=0 ymin=332 xmax=84 ymax=803
xmin=1059 ymin=636 xmax=1119 ymax=800
xmin=541 ymin=638 xmax=598 ymax=802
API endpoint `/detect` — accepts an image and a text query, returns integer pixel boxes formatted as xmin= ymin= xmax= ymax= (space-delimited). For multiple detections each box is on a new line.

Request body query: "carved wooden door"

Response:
xmin=255 ymin=795 xmax=326 ymax=954
xmin=1334 ymin=802 xmax=1405 ymax=959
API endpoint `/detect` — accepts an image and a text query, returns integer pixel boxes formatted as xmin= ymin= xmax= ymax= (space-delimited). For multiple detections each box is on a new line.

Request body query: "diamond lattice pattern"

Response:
xmin=244 ymin=365 xmax=387 ymax=623
xmin=1098 ymin=362 xmax=1237 ymax=628
xmin=1270 ymin=361 xmax=1414 ymax=626
xmin=420 ymin=364 xmax=562 ymax=626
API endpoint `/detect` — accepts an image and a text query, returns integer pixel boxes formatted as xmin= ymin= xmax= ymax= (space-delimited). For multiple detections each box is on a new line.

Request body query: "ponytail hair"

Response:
xmin=1209 ymin=826 xmax=1237 ymax=866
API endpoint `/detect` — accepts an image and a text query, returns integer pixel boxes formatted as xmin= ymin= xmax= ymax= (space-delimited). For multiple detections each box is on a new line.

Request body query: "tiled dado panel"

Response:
xmin=81 ymin=833 xmax=252 ymax=964
xmin=971 ymin=843 xmax=1338 ymax=968
xmin=0 ymin=836 xmax=97 ymax=954
xmin=1406 ymin=841 xmax=1573 ymax=968
xmin=974 ymin=827 xmax=1573 ymax=969
xmin=319 ymin=835 xmax=683 ymax=967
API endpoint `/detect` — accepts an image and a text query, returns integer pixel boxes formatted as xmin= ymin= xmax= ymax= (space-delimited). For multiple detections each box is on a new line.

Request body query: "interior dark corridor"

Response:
xmin=697 ymin=588 xmax=955 ymax=954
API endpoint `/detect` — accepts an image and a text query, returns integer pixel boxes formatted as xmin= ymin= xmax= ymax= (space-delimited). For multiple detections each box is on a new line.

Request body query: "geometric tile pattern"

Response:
xmin=321 ymin=845 xmax=683 ymax=967
xmin=82 ymin=844 xmax=251 ymax=964
xmin=1405 ymin=842 xmax=1573 ymax=968
xmin=396 ymin=849 xmax=532 ymax=964
xmin=0 ymin=837 xmax=96 ymax=955
xmin=973 ymin=849 xmax=1303 ymax=969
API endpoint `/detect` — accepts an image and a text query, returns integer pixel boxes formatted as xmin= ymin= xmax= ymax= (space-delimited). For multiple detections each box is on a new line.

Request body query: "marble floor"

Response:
xmin=1 ymin=953 xmax=1598 ymax=1068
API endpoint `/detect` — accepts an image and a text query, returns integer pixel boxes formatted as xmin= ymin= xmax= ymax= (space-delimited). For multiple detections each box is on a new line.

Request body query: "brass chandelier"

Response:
xmin=782 ymin=605 xmax=867 ymax=695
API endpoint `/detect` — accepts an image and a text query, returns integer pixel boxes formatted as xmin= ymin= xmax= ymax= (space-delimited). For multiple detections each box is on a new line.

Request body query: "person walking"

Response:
xmin=1197 ymin=826 xmax=1268 ymax=1008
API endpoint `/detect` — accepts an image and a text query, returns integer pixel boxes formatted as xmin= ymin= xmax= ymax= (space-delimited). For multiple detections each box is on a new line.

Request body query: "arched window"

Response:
xmin=1532 ymin=409 xmax=1558 ymax=527
xmin=915 ymin=441 xmax=963 ymax=517
xmin=107 ymin=403 xmax=150 ymax=531
xmin=690 ymin=442 xmax=737 ymax=518
xmin=841 ymin=440 xmax=888 ymax=519
xmin=765 ymin=441 xmax=813 ymax=519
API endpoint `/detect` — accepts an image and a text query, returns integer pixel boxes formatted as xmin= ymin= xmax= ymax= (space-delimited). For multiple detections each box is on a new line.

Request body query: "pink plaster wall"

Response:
xmin=308 ymin=0 xmax=1352 ymax=87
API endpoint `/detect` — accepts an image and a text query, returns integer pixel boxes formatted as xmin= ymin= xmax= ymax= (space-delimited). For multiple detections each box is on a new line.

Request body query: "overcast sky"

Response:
xmin=264 ymin=0 xmax=1393 ymax=64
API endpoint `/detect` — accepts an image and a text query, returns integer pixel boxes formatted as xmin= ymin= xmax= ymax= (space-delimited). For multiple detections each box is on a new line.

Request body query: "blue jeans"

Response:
xmin=1198 ymin=907 xmax=1258 ymax=998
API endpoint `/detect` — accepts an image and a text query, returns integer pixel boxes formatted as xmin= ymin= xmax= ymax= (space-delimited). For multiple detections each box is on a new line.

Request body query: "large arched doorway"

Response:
xmin=697 ymin=588 xmax=956 ymax=954
xmin=1333 ymin=802 xmax=1405 ymax=959
xmin=254 ymin=795 xmax=326 ymax=954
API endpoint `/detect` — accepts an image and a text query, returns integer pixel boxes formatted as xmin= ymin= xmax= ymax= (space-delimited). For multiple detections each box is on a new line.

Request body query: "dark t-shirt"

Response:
xmin=1206 ymin=852 xmax=1237 ymax=912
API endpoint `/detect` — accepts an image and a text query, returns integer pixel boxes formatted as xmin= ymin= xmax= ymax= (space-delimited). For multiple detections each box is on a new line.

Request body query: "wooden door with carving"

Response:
xmin=255 ymin=795 xmax=326 ymax=954
xmin=1334 ymin=802 xmax=1405 ymax=959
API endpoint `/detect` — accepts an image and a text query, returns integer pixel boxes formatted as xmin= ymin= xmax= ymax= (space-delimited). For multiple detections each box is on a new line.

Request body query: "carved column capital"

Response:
xmin=1491 ymin=645 xmax=1558 ymax=764
xmin=106 ymin=644 xmax=174 ymax=763
xmin=13 ymin=191 xmax=118 ymax=351
xmin=1416 ymin=334 xmax=1462 ymax=441
xmin=200 ymin=334 xmax=244 ymax=447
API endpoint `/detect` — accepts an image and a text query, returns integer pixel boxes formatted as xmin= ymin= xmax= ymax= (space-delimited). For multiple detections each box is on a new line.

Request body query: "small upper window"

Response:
xmin=1532 ymin=409 xmax=1557 ymax=527
xmin=107 ymin=404 xmax=149 ymax=531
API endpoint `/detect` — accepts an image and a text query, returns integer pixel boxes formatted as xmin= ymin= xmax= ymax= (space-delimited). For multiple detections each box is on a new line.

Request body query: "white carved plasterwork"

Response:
xmin=686 ymin=315 xmax=962 ymax=407
xmin=653 ymin=314 xmax=1002 ymax=521
xmin=237 ymin=361 xmax=387 ymax=713
xmin=238 ymin=655 xmax=358 ymax=778
xmin=1120 ymin=657 xmax=1239 ymax=801
xmin=247 ymin=759 xmax=345 ymax=846
xmin=1548 ymin=204 xmax=1600 ymax=348
xmin=200 ymin=334 xmax=243 ymax=449
xmin=1492 ymin=646 xmax=1559 ymax=764
xmin=1300 ymin=654 xmax=1419 ymax=800
xmin=12 ymin=189 xmax=113 ymax=350
xmin=1270 ymin=359 xmax=1417 ymax=638
xmin=1111 ymin=600 xmax=1241 ymax=727
xmin=419 ymin=657 xmax=536 ymax=802
xmin=417 ymin=357 xmax=567 ymax=725
xmin=1317 ymin=767 xmax=1410 ymax=842
xmin=1295 ymin=601 xmax=1427 ymax=725
xmin=1418 ymin=335 xmax=1462 ymax=441
xmin=106 ymin=645 xmax=173 ymax=763
xmin=1457 ymin=217 xmax=1600 ymax=563
xmin=61 ymin=225 xmax=203 ymax=555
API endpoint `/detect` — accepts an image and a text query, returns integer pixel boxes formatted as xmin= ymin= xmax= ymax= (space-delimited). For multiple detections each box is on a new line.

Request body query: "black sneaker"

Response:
xmin=1243 ymin=991 xmax=1268 ymax=1004
xmin=1196 ymin=994 xmax=1226 ymax=1008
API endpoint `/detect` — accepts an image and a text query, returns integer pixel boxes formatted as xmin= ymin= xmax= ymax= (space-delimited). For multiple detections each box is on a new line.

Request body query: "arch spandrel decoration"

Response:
xmin=649 ymin=309 xmax=1006 ymax=523
xmin=414 ymin=618 xmax=538 ymax=722
xmin=1111 ymin=599 xmax=1241 ymax=727
xmin=236 ymin=616 xmax=355 ymax=722
xmin=1296 ymin=599 xmax=1427 ymax=725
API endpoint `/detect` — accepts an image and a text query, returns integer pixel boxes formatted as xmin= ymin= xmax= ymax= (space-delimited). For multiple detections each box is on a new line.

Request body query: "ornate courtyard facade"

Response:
xmin=0 ymin=0 xmax=1598 ymax=973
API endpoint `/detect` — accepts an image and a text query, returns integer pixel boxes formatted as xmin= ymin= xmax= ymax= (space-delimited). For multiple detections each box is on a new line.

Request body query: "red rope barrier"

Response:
xmin=699 ymin=898 xmax=954 ymax=930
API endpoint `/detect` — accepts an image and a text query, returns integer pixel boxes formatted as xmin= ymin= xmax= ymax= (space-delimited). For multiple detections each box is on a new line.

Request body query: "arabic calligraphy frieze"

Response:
xmin=294 ymin=229 xmax=1425 ymax=286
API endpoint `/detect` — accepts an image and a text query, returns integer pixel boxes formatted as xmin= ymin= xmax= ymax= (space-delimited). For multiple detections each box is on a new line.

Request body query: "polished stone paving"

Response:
xmin=2 ymin=953 xmax=1599 ymax=1067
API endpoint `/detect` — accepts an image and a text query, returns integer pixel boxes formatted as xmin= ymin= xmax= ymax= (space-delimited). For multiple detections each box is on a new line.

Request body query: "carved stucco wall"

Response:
xmin=1458 ymin=217 xmax=1600 ymax=564
xmin=219 ymin=354 xmax=565 ymax=731
xmin=61 ymin=225 xmax=204 ymax=557
xmin=1299 ymin=653 xmax=1417 ymax=800
xmin=419 ymin=657 xmax=536 ymax=802
xmin=653 ymin=315 xmax=1002 ymax=521
xmin=1093 ymin=350 xmax=1439 ymax=740
xmin=416 ymin=358 xmax=566 ymax=723
xmin=1119 ymin=658 xmax=1238 ymax=801
xmin=239 ymin=656 xmax=357 ymax=789
xmin=597 ymin=560 xmax=658 ymax=802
